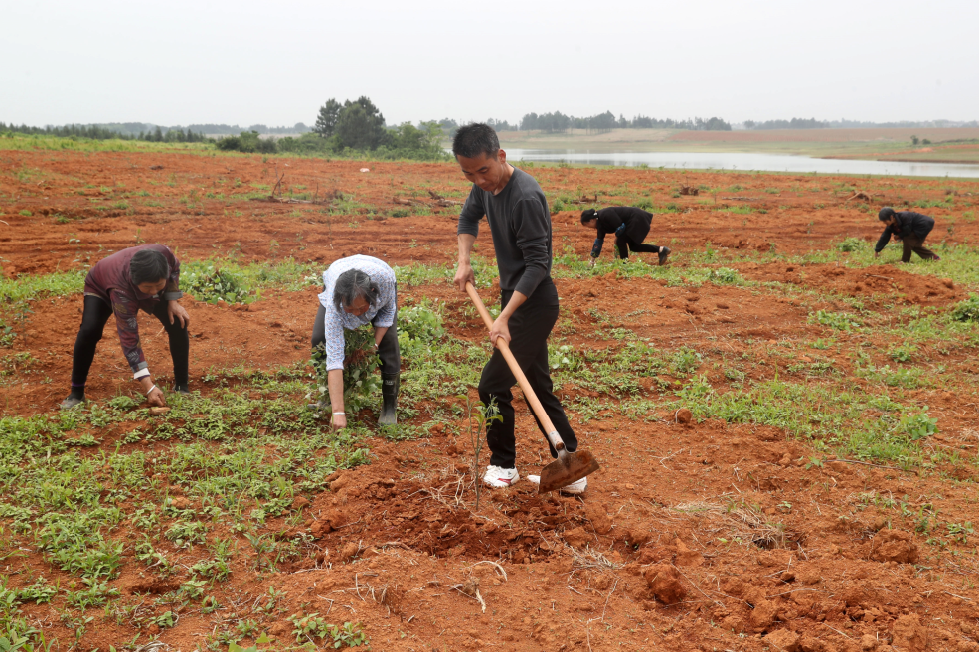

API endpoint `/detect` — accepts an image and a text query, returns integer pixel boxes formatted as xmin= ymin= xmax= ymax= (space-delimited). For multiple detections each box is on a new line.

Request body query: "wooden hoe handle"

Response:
xmin=465 ymin=283 xmax=562 ymax=448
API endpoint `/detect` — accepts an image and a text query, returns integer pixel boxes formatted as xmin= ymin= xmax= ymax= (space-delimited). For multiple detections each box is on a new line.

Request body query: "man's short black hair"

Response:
xmin=129 ymin=248 xmax=170 ymax=285
xmin=452 ymin=123 xmax=500 ymax=159
xmin=333 ymin=268 xmax=379 ymax=312
xmin=580 ymin=208 xmax=599 ymax=225
xmin=878 ymin=207 xmax=897 ymax=222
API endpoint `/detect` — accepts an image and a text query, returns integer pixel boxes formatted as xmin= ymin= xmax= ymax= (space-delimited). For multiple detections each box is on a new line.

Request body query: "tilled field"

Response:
xmin=1 ymin=149 xmax=979 ymax=651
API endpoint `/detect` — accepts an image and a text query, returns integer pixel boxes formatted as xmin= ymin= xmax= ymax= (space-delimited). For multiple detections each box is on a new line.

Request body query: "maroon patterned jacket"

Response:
xmin=83 ymin=244 xmax=182 ymax=373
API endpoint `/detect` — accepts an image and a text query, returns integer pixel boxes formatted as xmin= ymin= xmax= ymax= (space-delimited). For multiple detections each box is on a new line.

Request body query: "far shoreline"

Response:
xmin=493 ymin=127 xmax=979 ymax=165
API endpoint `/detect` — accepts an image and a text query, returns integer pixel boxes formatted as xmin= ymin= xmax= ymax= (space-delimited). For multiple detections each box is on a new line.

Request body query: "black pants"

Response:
xmin=901 ymin=233 xmax=937 ymax=262
xmin=311 ymin=305 xmax=401 ymax=375
xmin=478 ymin=281 xmax=578 ymax=469
xmin=615 ymin=235 xmax=660 ymax=260
xmin=71 ymin=295 xmax=189 ymax=388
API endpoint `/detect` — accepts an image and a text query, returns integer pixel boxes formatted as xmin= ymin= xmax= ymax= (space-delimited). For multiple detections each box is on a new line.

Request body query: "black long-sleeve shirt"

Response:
xmin=590 ymin=206 xmax=653 ymax=257
xmin=457 ymin=167 xmax=552 ymax=297
xmin=875 ymin=211 xmax=935 ymax=252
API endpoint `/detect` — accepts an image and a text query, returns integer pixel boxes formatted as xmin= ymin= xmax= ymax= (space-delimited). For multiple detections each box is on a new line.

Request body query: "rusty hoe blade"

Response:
xmin=537 ymin=432 xmax=601 ymax=494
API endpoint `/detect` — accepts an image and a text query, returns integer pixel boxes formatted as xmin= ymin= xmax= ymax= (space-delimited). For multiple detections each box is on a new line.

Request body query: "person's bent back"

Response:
xmin=62 ymin=244 xmax=191 ymax=410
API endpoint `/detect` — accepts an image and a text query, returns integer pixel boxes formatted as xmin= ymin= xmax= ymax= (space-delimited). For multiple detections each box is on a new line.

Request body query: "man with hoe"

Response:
xmin=451 ymin=123 xmax=585 ymax=494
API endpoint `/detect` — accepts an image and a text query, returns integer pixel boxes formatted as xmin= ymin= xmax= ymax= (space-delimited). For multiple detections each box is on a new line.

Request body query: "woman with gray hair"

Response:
xmin=310 ymin=254 xmax=400 ymax=428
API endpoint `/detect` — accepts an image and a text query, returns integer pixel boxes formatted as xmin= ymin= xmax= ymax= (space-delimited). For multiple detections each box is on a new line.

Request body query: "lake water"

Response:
xmin=505 ymin=149 xmax=979 ymax=179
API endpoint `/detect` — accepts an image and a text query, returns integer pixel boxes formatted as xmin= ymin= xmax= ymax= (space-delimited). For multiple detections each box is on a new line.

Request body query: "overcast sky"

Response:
xmin=3 ymin=0 xmax=977 ymax=128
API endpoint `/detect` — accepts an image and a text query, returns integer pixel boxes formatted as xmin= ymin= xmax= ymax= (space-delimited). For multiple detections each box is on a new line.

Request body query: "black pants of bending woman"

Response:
xmin=310 ymin=305 xmax=401 ymax=375
xmin=615 ymin=235 xmax=661 ymax=260
xmin=71 ymin=295 xmax=189 ymax=390
xmin=478 ymin=280 xmax=578 ymax=469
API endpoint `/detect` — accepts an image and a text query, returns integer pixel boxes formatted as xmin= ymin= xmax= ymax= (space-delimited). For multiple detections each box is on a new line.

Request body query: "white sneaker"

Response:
xmin=527 ymin=474 xmax=588 ymax=495
xmin=483 ymin=465 xmax=519 ymax=488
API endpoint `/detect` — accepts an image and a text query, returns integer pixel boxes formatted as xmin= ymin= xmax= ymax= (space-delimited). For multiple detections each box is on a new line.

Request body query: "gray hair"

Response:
xmin=333 ymin=268 xmax=379 ymax=311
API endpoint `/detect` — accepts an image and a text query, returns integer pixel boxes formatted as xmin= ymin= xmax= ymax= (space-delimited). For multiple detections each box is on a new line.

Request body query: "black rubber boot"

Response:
xmin=60 ymin=390 xmax=85 ymax=410
xmin=379 ymin=373 xmax=400 ymax=425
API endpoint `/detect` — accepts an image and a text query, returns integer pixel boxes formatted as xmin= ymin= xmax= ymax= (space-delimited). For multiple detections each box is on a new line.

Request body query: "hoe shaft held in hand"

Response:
xmin=464 ymin=283 xmax=599 ymax=493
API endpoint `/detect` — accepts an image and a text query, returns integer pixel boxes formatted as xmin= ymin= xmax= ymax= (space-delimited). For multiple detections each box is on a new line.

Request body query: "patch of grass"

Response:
xmin=719 ymin=205 xmax=752 ymax=214
xmin=708 ymin=267 xmax=743 ymax=285
xmin=182 ymin=265 xmax=255 ymax=305
xmin=0 ymin=363 xmax=379 ymax=646
xmin=837 ymin=237 xmax=866 ymax=252
xmin=951 ymin=294 xmax=979 ymax=322
xmin=665 ymin=375 xmax=936 ymax=465
xmin=809 ymin=310 xmax=861 ymax=332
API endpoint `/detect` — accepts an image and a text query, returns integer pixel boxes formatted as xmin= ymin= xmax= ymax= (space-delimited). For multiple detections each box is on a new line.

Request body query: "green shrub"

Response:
xmin=837 ymin=237 xmax=865 ymax=252
xmin=107 ymin=395 xmax=139 ymax=410
xmin=183 ymin=266 xmax=253 ymax=304
xmin=708 ymin=267 xmax=742 ymax=284
xmin=215 ymin=135 xmax=241 ymax=151
xmin=549 ymin=344 xmax=584 ymax=373
xmin=899 ymin=411 xmax=938 ymax=440
xmin=215 ymin=131 xmax=277 ymax=154
xmin=809 ymin=310 xmax=861 ymax=331
xmin=0 ymin=320 xmax=14 ymax=348
xmin=888 ymin=345 xmax=913 ymax=363
xmin=950 ymin=294 xmax=979 ymax=322
xmin=311 ymin=326 xmax=380 ymax=415
xmin=398 ymin=305 xmax=445 ymax=355
xmin=311 ymin=305 xmax=446 ymax=416
xmin=671 ymin=347 xmax=703 ymax=375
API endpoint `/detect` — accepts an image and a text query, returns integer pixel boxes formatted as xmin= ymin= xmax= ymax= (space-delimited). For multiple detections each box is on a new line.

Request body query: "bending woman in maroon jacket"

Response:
xmin=61 ymin=244 xmax=191 ymax=410
xmin=580 ymin=207 xmax=671 ymax=267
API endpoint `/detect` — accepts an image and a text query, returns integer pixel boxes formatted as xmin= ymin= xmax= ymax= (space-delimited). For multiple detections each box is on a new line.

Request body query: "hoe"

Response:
xmin=466 ymin=283 xmax=600 ymax=493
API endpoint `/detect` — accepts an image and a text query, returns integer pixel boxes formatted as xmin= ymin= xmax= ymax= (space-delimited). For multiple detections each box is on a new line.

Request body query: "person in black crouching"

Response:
xmin=874 ymin=207 xmax=940 ymax=263
xmin=580 ymin=207 xmax=670 ymax=267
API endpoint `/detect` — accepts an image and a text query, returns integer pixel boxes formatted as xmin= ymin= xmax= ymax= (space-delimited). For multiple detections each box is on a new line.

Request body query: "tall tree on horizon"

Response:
xmin=313 ymin=98 xmax=343 ymax=137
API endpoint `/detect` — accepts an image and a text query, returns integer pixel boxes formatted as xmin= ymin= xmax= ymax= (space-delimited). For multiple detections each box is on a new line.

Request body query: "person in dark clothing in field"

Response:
xmin=452 ymin=123 xmax=586 ymax=495
xmin=580 ymin=207 xmax=671 ymax=267
xmin=61 ymin=244 xmax=190 ymax=410
xmin=874 ymin=207 xmax=941 ymax=263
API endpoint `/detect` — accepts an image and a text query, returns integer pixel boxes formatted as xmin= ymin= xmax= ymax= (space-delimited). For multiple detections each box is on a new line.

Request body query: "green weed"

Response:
xmin=809 ymin=310 xmax=861 ymax=331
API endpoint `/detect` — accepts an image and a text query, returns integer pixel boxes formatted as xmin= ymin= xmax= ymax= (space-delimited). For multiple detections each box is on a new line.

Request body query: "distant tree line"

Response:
xmin=432 ymin=113 xmax=731 ymax=134
xmin=825 ymin=118 xmax=979 ymax=129
xmin=182 ymin=123 xmax=309 ymax=135
xmin=215 ymin=96 xmax=448 ymax=161
xmin=435 ymin=118 xmax=514 ymax=139
xmin=741 ymin=117 xmax=979 ymax=130
xmin=742 ymin=118 xmax=827 ymax=130
xmin=0 ymin=122 xmax=138 ymax=140
xmin=0 ymin=121 xmax=208 ymax=142
xmin=518 ymin=111 xmax=731 ymax=132
xmin=40 ymin=121 xmax=311 ymax=137
xmin=137 ymin=127 xmax=208 ymax=142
